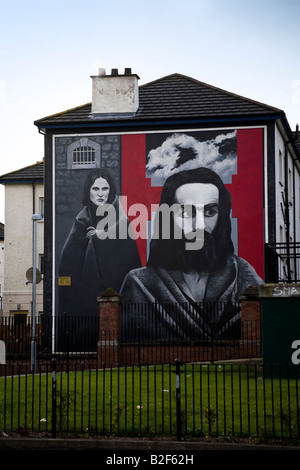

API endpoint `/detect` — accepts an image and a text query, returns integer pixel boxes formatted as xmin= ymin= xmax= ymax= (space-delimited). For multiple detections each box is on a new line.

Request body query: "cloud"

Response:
xmin=146 ymin=131 xmax=237 ymax=186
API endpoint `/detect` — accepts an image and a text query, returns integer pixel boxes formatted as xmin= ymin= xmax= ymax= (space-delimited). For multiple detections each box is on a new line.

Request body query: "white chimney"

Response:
xmin=91 ymin=68 xmax=139 ymax=115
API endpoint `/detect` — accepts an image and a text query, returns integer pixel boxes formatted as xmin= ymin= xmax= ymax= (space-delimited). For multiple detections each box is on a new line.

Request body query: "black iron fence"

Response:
xmin=0 ymin=302 xmax=261 ymax=365
xmin=265 ymin=242 xmax=300 ymax=283
xmin=0 ymin=302 xmax=299 ymax=443
xmin=1 ymin=359 xmax=299 ymax=442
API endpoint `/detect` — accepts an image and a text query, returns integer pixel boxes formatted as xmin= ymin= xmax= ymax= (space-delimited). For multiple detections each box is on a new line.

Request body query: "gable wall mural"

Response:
xmin=53 ymin=127 xmax=264 ymax=349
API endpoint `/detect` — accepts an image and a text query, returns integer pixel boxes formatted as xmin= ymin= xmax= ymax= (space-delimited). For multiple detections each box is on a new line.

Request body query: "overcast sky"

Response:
xmin=1 ymin=0 xmax=300 ymax=222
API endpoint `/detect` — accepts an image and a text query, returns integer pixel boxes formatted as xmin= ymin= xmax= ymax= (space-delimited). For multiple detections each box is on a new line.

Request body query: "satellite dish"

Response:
xmin=26 ymin=267 xmax=42 ymax=284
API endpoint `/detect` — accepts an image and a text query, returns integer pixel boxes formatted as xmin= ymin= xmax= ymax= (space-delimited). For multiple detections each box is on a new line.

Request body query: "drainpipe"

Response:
xmin=32 ymin=182 xmax=35 ymax=213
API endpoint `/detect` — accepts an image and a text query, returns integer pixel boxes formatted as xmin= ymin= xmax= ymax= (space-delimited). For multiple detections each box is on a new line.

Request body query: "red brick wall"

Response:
xmin=97 ymin=297 xmax=262 ymax=367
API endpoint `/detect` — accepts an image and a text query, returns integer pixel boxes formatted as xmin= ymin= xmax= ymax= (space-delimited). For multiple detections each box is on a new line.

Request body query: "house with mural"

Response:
xmin=34 ymin=69 xmax=300 ymax=353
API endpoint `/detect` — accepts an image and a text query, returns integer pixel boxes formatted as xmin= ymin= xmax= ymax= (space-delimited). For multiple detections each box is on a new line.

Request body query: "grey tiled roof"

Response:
xmin=0 ymin=161 xmax=44 ymax=183
xmin=34 ymin=73 xmax=284 ymax=127
xmin=138 ymin=74 xmax=283 ymax=119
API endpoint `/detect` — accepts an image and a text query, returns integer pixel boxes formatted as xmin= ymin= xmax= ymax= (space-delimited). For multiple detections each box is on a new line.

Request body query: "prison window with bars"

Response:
xmin=72 ymin=146 xmax=96 ymax=168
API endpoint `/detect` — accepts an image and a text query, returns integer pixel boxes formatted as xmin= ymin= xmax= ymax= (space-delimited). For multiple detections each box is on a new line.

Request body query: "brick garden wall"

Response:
xmin=97 ymin=289 xmax=262 ymax=367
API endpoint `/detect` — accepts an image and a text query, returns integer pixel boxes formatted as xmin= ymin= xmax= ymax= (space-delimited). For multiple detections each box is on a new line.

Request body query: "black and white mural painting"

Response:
xmin=53 ymin=129 xmax=264 ymax=349
xmin=58 ymin=168 xmax=141 ymax=313
xmin=54 ymin=135 xmax=141 ymax=350
xmin=120 ymin=130 xmax=263 ymax=341
xmin=120 ymin=166 xmax=262 ymax=340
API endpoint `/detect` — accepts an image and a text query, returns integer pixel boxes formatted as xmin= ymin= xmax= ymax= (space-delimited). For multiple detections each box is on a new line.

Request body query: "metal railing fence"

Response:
xmin=265 ymin=242 xmax=300 ymax=283
xmin=0 ymin=360 xmax=299 ymax=442
xmin=0 ymin=301 xmax=261 ymax=365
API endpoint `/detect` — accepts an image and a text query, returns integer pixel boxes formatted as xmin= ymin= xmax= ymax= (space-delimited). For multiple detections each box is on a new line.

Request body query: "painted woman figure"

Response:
xmin=58 ymin=169 xmax=141 ymax=349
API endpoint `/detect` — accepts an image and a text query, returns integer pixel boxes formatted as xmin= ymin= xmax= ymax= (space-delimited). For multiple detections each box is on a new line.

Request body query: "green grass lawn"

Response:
xmin=1 ymin=363 xmax=299 ymax=440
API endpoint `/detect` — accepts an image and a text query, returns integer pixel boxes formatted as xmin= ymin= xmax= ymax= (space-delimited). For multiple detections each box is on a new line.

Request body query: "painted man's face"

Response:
xmin=89 ymin=177 xmax=110 ymax=206
xmin=174 ymin=183 xmax=219 ymax=250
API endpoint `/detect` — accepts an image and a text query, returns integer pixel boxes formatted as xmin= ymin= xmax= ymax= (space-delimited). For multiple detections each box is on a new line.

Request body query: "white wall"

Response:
xmin=274 ymin=125 xmax=300 ymax=244
xmin=274 ymin=126 xmax=286 ymax=243
xmin=0 ymin=238 xmax=4 ymax=298
xmin=2 ymin=182 xmax=44 ymax=317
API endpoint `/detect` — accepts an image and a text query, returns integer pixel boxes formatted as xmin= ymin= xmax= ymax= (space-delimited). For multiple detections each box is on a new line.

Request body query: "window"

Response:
xmin=288 ymin=168 xmax=292 ymax=204
xmin=73 ymin=146 xmax=96 ymax=167
xmin=39 ymin=254 xmax=44 ymax=276
xmin=67 ymin=138 xmax=101 ymax=169
xmin=279 ymin=150 xmax=283 ymax=184
xmin=39 ymin=197 xmax=44 ymax=218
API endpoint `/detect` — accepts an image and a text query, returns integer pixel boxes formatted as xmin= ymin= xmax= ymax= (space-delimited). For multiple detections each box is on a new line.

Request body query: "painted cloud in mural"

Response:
xmin=146 ymin=131 xmax=237 ymax=186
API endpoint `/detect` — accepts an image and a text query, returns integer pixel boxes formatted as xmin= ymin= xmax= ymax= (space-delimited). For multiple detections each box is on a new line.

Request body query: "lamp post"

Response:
xmin=31 ymin=213 xmax=43 ymax=372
